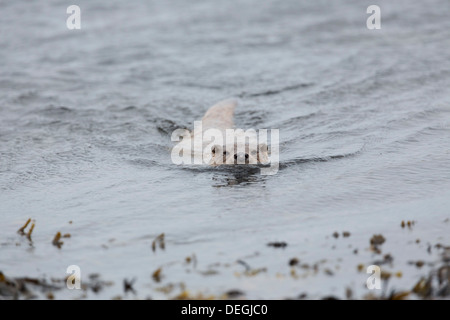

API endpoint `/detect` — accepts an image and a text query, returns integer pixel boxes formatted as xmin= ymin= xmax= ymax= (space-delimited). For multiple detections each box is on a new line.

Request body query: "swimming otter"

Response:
xmin=193 ymin=99 xmax=269 ymax=166
xmin=171 ymin=99 xmax=276 ymax=173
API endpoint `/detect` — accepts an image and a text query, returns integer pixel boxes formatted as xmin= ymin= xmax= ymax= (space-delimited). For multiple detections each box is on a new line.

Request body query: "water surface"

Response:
xmin=0 ymin=0 xmax=449 ymax=299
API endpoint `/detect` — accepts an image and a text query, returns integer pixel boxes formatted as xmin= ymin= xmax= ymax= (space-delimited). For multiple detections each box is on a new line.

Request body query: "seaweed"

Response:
xmin=370 ymin=234 xmax=386 ymax=246
xmin=26 ymin=222 xmax=35 ymax=241
xmin=289 ymin=258 xmax=299 ymax=266
xmin=17 ymin=218 xmax=35 ymax=241
xmin=0 ymin=271 xmax=60 ymax=300
xmin=17 ymin=218 xmax=31 ymax=235
xmin=342 ymin=231 xmax=351 ymax=238
xmin=386 ymin=291 xmax=410 ymax=300
xmin=412 ymin=277 xmax=432 ymax=298
xmin=224 ymin=289 xmax=244 ymax=299
xmin=152 ymin=233 xmax=165 ymax=252
xmin=152 ymin=268 xmax=162 ymax=282
xmin=370 ymin=234 xmax=386 ymax=254
xmin=185 ymin=254 xmax=197 ymax=268
xmin=267 ymin=242 xmax=287 ymax=248
xmin=372 ymin=253 xmax=393 ymax=266
xmin=123 ymin=278 xmax=136 ymax=294
xmin=401 ymin=220 xmax=416 ymax=229
xmin=172 ymin=290 xmax=215 ymax=300
xmin=235 ymin=260 xmax=266 ymax=277
xmin=52 ymin=232 xmax=63 ymax=248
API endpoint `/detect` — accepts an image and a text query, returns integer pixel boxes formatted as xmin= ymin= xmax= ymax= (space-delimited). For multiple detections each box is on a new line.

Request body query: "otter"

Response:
xmin=196 ymin=99 xmax=269 ymax=166
xmin=171 ymin=99 xmax=276 ymax=173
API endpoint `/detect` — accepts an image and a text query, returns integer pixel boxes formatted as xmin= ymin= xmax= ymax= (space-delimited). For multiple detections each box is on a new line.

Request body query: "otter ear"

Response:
xmin=258 ymin=143 xmax=269 ymax=164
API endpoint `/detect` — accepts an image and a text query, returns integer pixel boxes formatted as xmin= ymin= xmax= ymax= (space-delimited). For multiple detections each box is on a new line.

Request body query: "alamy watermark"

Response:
xmin=66 ymin=5 xmax=81 ymax=30
xmin=366 ymin=265 xmax=381 ymax=290
xmin=66 ymin=5 xmax=380 ymax=31
xmin=66 ymin=265 xmax=81 ymax=289
xmin=367 ymin=5 xmax=381 ymax=30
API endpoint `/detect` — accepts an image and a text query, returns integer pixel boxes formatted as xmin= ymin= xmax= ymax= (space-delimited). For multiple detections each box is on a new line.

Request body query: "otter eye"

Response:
xmin=212 ymin=148 xmax=216 ymax=154
xmin=245 ymin=153 xmax=249 ymax=159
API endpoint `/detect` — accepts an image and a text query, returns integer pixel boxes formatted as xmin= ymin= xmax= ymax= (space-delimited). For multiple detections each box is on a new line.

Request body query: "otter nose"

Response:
xmin=234 ymin=152 xmax=249 ymax=163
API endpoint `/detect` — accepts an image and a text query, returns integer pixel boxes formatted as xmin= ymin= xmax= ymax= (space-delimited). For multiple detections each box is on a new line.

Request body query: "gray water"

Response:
xmin=1 ymin=0 xmax=449 ymax=299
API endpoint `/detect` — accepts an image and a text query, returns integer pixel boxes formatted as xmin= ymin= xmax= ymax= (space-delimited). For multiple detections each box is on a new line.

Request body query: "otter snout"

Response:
xmin=234 ymin=152 xmax=249 ymax=164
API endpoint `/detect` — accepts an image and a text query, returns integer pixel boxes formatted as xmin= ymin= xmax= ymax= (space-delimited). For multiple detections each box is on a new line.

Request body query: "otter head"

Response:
xmin=210 ymin=143 xmax=269 ymax=165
